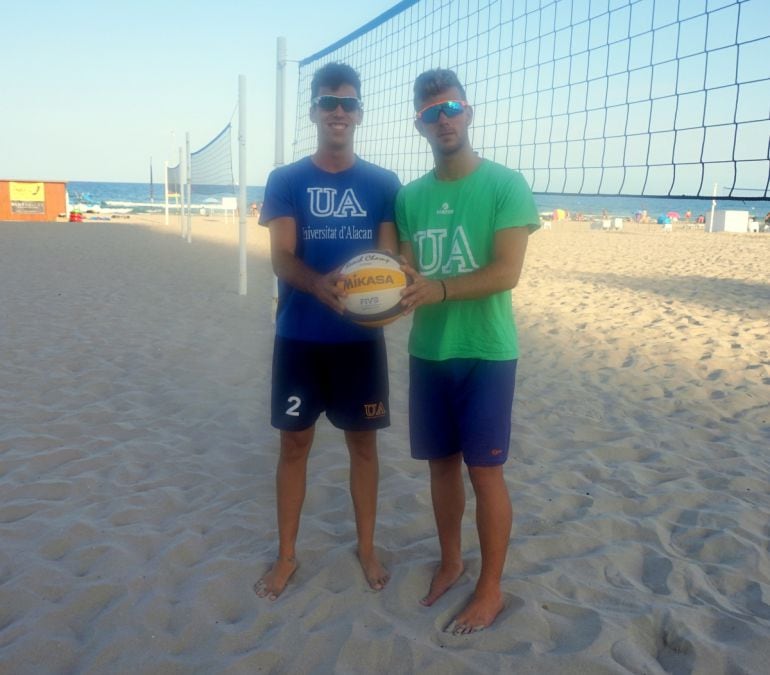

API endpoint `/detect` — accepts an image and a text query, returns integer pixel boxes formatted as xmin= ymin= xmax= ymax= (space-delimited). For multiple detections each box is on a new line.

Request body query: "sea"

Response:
xmin=67 ymin=180 xmax=770 ymax=223
xmin=67 ymin=181 xmax=265 ymax=215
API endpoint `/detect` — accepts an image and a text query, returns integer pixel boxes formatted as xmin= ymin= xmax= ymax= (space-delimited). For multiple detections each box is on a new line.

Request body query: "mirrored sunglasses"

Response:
xmin=415 ymin=100 xmax=468 ymax=124
xmin=312 ymin=95 xmax=362 ymax=112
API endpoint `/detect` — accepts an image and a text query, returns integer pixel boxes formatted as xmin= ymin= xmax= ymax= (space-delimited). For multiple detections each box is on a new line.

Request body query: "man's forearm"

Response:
xmin=271 ymin=248 xmax=322 ymax=295
xmin=442 ymin=259 xmax=522 ymax=301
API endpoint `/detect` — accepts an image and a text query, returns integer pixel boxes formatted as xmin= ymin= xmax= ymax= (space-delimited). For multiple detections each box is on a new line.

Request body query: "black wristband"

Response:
xmin=439 ymin=279 xmax=447 ymax=302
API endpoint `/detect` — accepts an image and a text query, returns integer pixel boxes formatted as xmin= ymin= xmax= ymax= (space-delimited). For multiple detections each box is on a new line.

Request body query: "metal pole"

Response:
xmin=238 ymin=74 xmax=248 ymax=296
xmin=272 ymin=37 xmax=287 ymax=320
xmin=179 ymin=147 xmax=184 ymax=237
xmin=275 ymin=36 xmax=287 ymax=167
xmin=186 ymin=132 xmax=192 ymax=243
xmin=164 ymin=160 xmax=169 ymax=225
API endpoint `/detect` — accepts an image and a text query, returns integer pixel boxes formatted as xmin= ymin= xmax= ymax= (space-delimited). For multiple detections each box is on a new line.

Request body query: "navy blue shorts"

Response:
xmin=409 ymin=356 xmax=517 ymax=467
xmin=271 ymin=336 xmax=390 ymax=432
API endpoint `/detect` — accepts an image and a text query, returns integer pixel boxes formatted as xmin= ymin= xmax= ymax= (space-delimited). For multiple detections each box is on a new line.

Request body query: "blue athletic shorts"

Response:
xmin=409 ymin=356 xmax=517 ymax=467
xmin=271 ymin=336 xmax=390 ymax=432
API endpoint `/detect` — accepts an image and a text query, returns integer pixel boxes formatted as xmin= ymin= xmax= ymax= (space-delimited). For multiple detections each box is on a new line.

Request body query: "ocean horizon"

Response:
xmin=67 ymin=180 xmax=770 ymax=222
xmin=67 ymin=181 xmax=265 ymax=215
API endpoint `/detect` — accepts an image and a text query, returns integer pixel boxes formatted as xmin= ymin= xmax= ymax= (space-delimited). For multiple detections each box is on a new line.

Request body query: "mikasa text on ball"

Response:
xmin=338 ymin=251 xmax=407 ymax=327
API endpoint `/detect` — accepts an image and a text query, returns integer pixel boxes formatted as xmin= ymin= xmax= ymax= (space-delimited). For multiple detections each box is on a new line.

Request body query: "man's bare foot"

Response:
xmin=445 ymin=587 xmax=504 ymax=634
xmin=253 ymin=556 xmax=298 ymax=601
xmin=358 ymin=550 xmax=390 ymax=591
xmin=420 ymin=561 xmax=465 ymax=607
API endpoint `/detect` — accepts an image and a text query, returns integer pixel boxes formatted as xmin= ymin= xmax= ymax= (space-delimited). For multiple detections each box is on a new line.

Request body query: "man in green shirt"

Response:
xmin=396 ymin=69 xmax=539 ymax=634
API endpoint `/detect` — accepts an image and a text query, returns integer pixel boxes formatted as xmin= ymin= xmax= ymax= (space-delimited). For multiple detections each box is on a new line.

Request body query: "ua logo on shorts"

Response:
xmin=364 ymin=402 xmax=386 ymax=419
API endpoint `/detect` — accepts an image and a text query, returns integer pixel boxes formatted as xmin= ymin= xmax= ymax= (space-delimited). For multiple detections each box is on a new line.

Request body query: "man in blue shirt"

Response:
xmin=255 ymin=62 xmax=400 ymax=600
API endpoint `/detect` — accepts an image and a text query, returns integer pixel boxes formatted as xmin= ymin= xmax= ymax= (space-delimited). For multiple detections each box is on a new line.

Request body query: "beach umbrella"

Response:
xmin=667 ymin=211 xmax=680 ymax=220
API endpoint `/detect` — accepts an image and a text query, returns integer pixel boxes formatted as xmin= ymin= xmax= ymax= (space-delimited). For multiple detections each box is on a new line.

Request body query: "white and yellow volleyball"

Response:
xmin=337 ymin=251 xmax=408 ymax=327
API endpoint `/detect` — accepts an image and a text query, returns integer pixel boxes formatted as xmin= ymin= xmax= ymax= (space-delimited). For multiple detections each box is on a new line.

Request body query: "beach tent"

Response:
xmin=708 ymin=210 xmax=749 ymax=233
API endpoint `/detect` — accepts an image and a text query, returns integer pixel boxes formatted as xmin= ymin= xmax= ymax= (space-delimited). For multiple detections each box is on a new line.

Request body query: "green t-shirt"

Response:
xmin=396 ymin=160 xmax=539 ymax=361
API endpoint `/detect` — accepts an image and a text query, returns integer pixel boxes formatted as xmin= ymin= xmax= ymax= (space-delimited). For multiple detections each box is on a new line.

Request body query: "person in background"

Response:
xmin=396 ymin=69 xmax=540 ymax=634
xmin=255 ymin=62 xmax=400 ymax=600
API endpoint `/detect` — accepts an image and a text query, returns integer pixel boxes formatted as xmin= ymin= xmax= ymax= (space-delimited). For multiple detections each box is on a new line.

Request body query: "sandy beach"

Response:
xmin=1 ymin=213 xmax=769 ymax=674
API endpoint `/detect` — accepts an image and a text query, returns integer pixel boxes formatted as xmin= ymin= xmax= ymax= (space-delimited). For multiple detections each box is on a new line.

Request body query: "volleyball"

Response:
xmin=337 ymin=251 xmax=407 ymax=327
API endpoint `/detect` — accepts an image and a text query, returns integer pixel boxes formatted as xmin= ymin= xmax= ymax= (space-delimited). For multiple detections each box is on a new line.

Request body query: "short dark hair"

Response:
xmin=413 ymin=69 xmax=467 ymax=109
xmin=311 ymin=62 xmax=362 ymax=99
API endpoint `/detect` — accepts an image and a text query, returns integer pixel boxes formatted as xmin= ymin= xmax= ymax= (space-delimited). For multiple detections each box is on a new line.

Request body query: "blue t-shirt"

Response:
xmin=260 ymin=156 xmax=401 ymax=343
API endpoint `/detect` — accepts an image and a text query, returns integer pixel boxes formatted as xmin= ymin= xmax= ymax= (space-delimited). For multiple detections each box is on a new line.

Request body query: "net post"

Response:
xmin=238 ymin=74 xmax=248 ymax=296
xmin=275 ymin=37 xmax=287 ymax=167
xmin=272 ymin=37 xmax=287 ymax=321
xmin=185 ymin=132 xmax=192 ymax=243
xmin=164 ymin=161 xmax=169 ymax=226
xmin=178 ymin=147 xmax=184 ymax=238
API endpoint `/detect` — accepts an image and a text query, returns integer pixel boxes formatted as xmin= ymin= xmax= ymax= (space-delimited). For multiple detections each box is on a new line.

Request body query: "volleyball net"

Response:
xmin=164 ymin=76 xmax=248 ymax=294
xmin=190 ymin=124 xmax=236 ymax=197
xmin=166 ymin=163 xmax=182 ymax=199
xmin=294 ymin=0 xmax=769 ymax=200
xmin=166 ymin=101 xmax=239 ymax=230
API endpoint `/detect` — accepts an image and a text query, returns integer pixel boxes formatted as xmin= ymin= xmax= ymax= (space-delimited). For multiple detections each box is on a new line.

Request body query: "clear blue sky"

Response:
xmin=0 ymin=0 xmax=399 ymax=185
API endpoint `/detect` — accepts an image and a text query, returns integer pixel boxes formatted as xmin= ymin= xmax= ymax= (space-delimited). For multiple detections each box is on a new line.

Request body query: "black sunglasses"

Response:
xmin=312 ymin=95 xmax=362 ymax=112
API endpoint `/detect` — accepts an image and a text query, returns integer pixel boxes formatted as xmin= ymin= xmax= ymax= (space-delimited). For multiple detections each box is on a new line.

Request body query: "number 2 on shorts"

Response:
xmin=286 ymin=395 xmax=301 ymax=417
